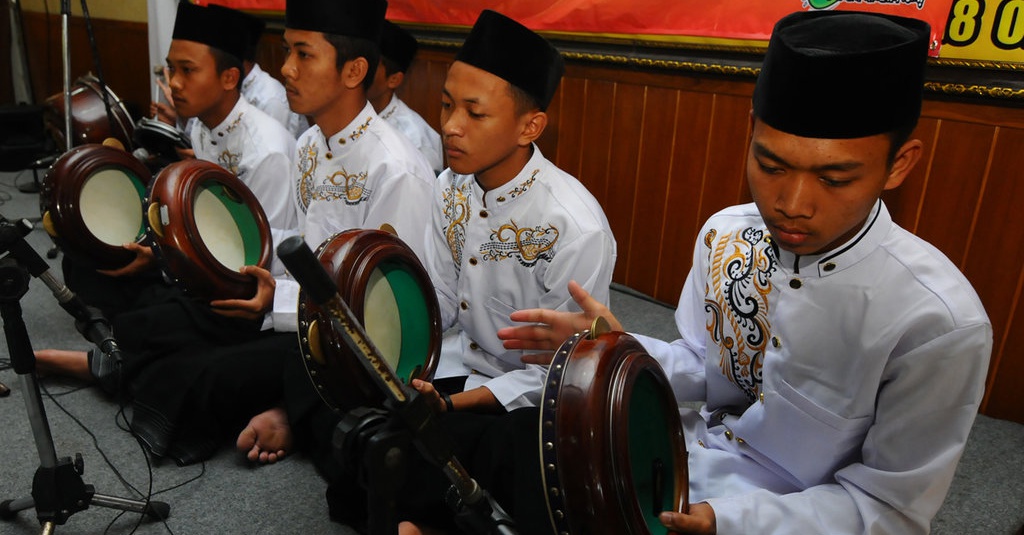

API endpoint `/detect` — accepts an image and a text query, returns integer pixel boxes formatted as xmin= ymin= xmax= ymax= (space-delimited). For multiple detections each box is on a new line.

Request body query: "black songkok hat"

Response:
xmin=753 ymin=10 xmax=930 ymax=139
xmin=455 ymin=10 xmax=564 ymax=111
xmin=172 ymin=1 xmax=250 ymax=62
xmin=381 ymin=20 xmax=418 ymax=72
xmin=208 ymin=4 xmax=266 ymax=62
xmin=285 ymin=0 xmax=388 ymax=43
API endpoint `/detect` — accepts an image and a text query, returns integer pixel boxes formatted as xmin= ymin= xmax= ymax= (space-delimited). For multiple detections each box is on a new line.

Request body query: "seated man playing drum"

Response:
xmin=231 ymin=8 xmax=617 ymax=529
xmin=199 ymin=0 xmax=437 ymax=462
xmin=485 ymin=11 xmax=992 ymax=535
xmin=34 ymin=1 xmax=300 ymax=464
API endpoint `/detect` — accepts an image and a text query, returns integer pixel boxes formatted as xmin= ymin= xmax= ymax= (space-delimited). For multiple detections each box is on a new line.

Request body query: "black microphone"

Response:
xmin=0 ymin=218 xmax=122 ymax=372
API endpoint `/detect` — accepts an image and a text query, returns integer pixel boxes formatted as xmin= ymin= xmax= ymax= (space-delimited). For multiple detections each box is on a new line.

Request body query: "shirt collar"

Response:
xmin=379 ymin=95 xmax=399 ymax=121
xmin=323 ymin=101 xmax=376 ymax=151
xmin=772 ymin=200 xmax=891 ymax=278
xmin=201 ymin=97 xmax=249 ymax=139
xmin=241 ymin=63 xmax=263 ymax=94
xmin=471 ymin=144 xmax=545 ymax=208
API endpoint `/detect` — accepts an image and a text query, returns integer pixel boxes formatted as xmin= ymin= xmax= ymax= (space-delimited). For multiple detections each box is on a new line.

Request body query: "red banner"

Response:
xmin=201 ymin=0 xmax=953 ymax=55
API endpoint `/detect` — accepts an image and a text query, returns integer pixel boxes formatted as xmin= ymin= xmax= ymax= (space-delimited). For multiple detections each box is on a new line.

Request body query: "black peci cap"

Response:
xmin=753 ymin=10 xmax=930 ymax=139
xmin=172 ymin=1 xmax=251 ymax=62
xmin=285 ymin=0 xmax=388 ymax=43
xmin=207 ymin=4 xmax=266 ymax=62
xmin=380 ymin=20 xmax=418 ymax=72
xmin=454 ymin=10 xmax=564 ymax=111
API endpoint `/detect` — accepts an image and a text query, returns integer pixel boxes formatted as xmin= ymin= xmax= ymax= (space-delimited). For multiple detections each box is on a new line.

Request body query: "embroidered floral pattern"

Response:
xmin=348 ymin=116 xmax=373 ymax=142
xmin=218 ymin=150 xmax=241 ymax=176
xmin=704 ymin=227 xmax=776 ymax=402
xmin=507 ymin=169 xmax=539 ymax=199
xmin=481 ymin=221 xmax=559 ymax=267
xmin=443 ymin=182 xmax=471 ymax=268
xmin=295 ymin=142 xmax=318 ymax=213
xmin=225 ymin=113 xmax=243 ymax=134
xmin=320 ymin=167 xmax=371 ymax=205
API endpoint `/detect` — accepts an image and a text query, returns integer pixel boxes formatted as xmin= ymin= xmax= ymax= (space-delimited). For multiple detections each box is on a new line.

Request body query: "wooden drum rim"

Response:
xmin=145 ymin=159 xmax=272 ymax=301
xmin=540 ymin=331 xmax=688 ymax=535
xmin=40 ymin=143 xmax=151 ymax=270
xmin=297 ymin=229 xmax=441 ymax=413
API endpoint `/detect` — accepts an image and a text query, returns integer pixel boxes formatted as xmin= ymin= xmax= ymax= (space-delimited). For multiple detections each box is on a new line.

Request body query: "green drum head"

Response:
xmin=628 ymin=370 xmax=677 ymax=534
xmin=362 ymin=261 xmax=430 ymax=383
xmin=80 ymin=167 xmax=147 ymax=246
xmin=193 ymin=182 xmax=262 ymax=270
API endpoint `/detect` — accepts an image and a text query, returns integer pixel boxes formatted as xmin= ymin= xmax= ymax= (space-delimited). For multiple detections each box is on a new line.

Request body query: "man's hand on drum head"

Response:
xmin=660 ymin=502 xmax=716 ymax=534
xmin=208 ymin=265 xmax=275 ymax=320
xmin=496 ymin=280 xmax=622 ymax=366
xmin=97 ymin=242 xmax=157 ymax=277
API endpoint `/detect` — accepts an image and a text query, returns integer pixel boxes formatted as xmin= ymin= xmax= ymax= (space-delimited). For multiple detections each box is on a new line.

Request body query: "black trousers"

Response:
xmin=278 ymin=353 xmax=554 ymax=534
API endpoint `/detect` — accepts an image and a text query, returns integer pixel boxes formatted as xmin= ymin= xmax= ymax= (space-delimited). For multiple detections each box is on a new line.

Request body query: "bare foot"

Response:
xmin=399 ymin=522 xmax=448 ymax=535
xmin=237 ymin=406 xmax=292 ymax=464
xmin=34 ymin=349 xmax=93 ymax=381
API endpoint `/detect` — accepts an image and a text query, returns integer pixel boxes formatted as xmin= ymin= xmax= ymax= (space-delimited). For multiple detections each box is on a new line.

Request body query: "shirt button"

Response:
xmin=759 ymin=391 xmax=765 ymax=403
xmin=771 ymin=336 xmax=781 ymax=348
xmin=736 ymin=437 xmax=746 ymax=445
xmin=823 ymin=262 xmax=837 ymax=272
xmin=339 ymin=138 xmax=346 ymax=145
xmin=469 ymin=257 xmax=478 ymax=266
xmin=789 ymin=279 xmax=802 ymax=289
xmin=469 ymin=342 xmax=480 ymax=350
xmin=460 ymin=301 xmax=468 ymax=310
xmin=497 ymin=196 xmax=506 ymax=202
xmin=210 ymin=140 xmax=218 ymax=146
xmin=724 ymin=430 xmax=734 ymax=440
xmin=217 ymin=132 xmax=224 ymax=137
xmin=479 ymin=210 xmax=488 ymax=218
xmin=326 ymin=153 xmax=333 ymax=160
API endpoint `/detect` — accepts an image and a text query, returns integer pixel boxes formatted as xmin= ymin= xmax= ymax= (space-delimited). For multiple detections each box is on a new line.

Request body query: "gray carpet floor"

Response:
xmin=0 ymin=169 xmax=1021 ymax=534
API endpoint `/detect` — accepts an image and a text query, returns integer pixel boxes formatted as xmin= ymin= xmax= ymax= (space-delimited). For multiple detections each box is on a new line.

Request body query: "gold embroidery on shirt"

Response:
xmin=321 ymin=167 xmax=370 ymax=205
xmin=381 ymin=106 xmax=397 ymax=121
xmin=481 ymin=221 xmax=559 ymax=267
xmin=704 ymin=227 xmax=775 ymax=402
xmin=507 ymin=169 xmax=540 ymax=199
xmin=296 ymin=142 xmax=318 ymax=213
xmin=218 ymin=150 xmax=241 ymax=176
xmin=443 ymin=183 xmax=471 ymax=267
xmin=348 ymin=116 xmax=373 ymax=142
xmin=225 ymin=113 xmax=243 ymax=134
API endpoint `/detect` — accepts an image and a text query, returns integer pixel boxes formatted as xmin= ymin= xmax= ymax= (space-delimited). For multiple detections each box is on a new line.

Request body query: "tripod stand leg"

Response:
xmin=91 ymin=494 xmax=170 ymax=521
xmin=0 ymin=496 xmax=35 ymax=519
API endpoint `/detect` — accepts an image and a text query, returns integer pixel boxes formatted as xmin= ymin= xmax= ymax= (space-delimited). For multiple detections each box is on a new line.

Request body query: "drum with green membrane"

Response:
xmin=363 ymin=260 xmax=432 ymax=383
xmin=80 ymin=166 xmax=148 ymax=246
xmin=626 ymin=369 xmax=679 ymax=535
xmin=193 ymin=181 xmax=264 ymax=271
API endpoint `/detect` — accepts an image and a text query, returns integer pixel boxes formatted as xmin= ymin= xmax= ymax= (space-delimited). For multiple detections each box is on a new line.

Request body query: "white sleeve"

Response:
xmin=708 ymin=322 xmax=992 ymax=535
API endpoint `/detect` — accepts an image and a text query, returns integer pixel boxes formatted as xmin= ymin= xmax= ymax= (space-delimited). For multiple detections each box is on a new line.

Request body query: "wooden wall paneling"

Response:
xmin=656 ymin=91 xmax=716 ymax=303
xmin=574 ymin=79 xmax=616 ymax=228
xmin=24 ymin=12 xmax=150 ymax=120
xmin=622 ymin=85 xmax=679 ymax=296
xmin=985 ymin=271 xmax=1024 ymax=423
xmin=1 ymin=0 xmax=14 ymax=103
xmin=913 ymin=120 xmax=994 ymax=266
xmin=881 ymin=118 xmax=939 ymax=233
xmin=550 ymin=76 xmax=586 ymax=179
xmin=604 ymin=82 xmax=646 ymax=284
xmin=961 ymin=126 xmax=1024 ymax=422
xmin=696 ymin=94 xmax=754 ymax=235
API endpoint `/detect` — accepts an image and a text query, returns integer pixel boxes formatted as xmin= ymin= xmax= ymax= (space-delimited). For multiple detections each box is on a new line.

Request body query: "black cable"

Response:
xmin=79 ymin=0 xmax=119 ymax=135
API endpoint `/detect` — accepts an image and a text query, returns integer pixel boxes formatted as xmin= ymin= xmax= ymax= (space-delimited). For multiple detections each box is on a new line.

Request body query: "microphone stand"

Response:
xmin=277 ymin=236 xmax=517 ymax=535
xmin=61 ymin=0 xmax=72 ymax=150
xmin=0 ymin=217 xmax=170 ymax=532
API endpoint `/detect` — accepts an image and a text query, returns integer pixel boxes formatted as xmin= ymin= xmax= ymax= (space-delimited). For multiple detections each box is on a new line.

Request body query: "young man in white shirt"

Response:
xmin=367 ymin=20 xmax=443 ymax=174
xmin=227 ymin=0 xmax=436 ymax=465
xmin=495 ymin=10 xmax=993 ymax=535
